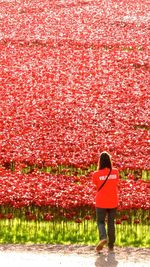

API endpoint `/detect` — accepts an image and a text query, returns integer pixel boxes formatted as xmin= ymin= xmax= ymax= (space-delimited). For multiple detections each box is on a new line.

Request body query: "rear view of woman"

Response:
xmin=93 ymin=151 xmax=119 ymax=252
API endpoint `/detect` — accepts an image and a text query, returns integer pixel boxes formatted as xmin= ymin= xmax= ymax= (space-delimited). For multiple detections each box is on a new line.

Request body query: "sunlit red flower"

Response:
xmin=6 ymin=213 xmax=13 ymax=220
xmin=0 ymin=213 xmax=5 ymax=220
xmin=134 ymin=219 xmax=140 ymax=224
xmin=44 ymin=213 xmax=54 ymax=221
xmin=75 ymin=218 xmax=82 ymax=224
xmin=121 ymin=215 xmax=129 ymax=221
xmin=84 ymin=215 xmax=92 ymax=221
xmin=115 ymin=219 xmax=122 ymax=224
xmin=26 ymin=212 xmax=36 ymax=221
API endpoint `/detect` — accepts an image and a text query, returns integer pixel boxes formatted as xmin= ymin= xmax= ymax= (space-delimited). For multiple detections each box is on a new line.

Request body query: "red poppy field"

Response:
xmin=0 ymin=0 xmax=150 ymax=245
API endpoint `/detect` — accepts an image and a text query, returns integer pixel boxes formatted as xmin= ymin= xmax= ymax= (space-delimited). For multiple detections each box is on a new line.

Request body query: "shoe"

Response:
xmin=108 ymin=246 xmax=114 ymax=252
xmin=96 ymin=239 xmax=107 ymax=252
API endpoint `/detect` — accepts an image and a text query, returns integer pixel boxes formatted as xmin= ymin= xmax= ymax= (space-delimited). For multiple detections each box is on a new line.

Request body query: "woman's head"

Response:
xmin=98 ymin=151 xmax=112 ymax=170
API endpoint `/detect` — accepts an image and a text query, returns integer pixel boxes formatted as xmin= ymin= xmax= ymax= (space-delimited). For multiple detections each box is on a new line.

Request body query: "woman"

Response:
xmin=93 ymin=151 xmax=119 ymax=252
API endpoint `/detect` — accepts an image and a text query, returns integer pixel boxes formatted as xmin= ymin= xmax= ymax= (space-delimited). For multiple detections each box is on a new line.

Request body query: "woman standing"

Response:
xmin=93 ymin=151 xmax=119 ymax=252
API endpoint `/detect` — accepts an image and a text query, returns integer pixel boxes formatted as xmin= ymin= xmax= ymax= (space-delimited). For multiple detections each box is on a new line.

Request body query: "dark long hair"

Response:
xmin=98 ymin=151 xmax=112 ymax=170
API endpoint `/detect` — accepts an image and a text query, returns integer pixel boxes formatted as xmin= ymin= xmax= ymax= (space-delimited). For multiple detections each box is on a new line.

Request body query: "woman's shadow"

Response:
xmin=95 ymin=251 xmax=118 ymax=267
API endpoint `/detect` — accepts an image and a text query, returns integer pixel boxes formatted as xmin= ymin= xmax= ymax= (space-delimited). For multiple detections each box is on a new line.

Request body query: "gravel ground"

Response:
xmin=0 ymin=244 xmax=150 ymax=267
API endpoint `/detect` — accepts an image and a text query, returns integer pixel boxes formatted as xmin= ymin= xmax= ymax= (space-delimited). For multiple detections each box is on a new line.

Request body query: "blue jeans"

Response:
xmin=96 ymin=208 xmax=116 ymax=248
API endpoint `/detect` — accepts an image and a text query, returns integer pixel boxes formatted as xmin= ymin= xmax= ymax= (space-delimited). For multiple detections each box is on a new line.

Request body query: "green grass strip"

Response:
xmin=0 ymin=219 xmax=149 ymax=247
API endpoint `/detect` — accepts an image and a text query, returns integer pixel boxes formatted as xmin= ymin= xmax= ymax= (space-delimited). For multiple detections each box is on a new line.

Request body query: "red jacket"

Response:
xmin=93 ymin=168 xmax=119 ymax=208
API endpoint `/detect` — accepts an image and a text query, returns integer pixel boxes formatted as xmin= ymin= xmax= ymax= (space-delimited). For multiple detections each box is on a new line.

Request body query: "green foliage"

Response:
xmin=0 ymin=219 xmax=149 ymax=247
xmin=116 ymin=224 xmax=149 ymax=247
xmin=2 ymin=162 xmax=149 ymax=181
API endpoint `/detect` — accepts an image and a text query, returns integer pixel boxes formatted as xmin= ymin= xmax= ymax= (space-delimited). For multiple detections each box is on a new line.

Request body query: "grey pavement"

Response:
xmin=0 ymin=245 xmax=149 ymax=267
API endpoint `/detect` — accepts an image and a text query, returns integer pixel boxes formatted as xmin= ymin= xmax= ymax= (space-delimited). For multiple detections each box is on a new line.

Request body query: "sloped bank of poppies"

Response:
xmin=1 ymin=0 xmax=150 ymax=171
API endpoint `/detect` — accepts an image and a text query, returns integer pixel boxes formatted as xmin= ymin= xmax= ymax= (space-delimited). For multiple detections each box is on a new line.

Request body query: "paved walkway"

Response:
xmin=0 ymin=245 xmax=150 ymax=267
